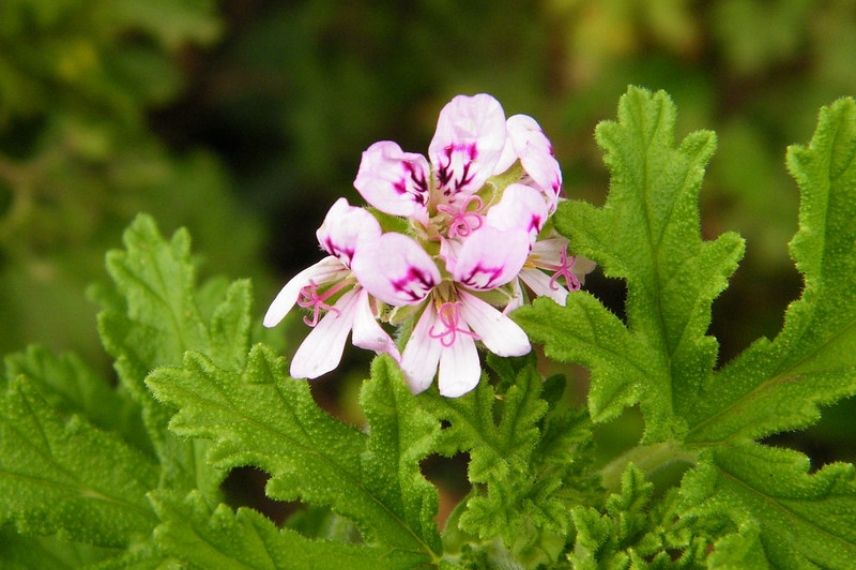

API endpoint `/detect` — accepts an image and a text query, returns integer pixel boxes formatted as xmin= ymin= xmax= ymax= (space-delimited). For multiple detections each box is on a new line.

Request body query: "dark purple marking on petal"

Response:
xmin=390 ymin=160 xmax=428 ymax=207
xmin=460 ymin=263 xmax=504 ymax=289
xmin=437 ymin=143 xmax=478 ymax=195
xmin=322 ymin=237 xmax=356 ymax=267
xmin=390 ymin=266 xmax=436 ymax=301
xmin=528 ymin=215 xmax=542 ymax=233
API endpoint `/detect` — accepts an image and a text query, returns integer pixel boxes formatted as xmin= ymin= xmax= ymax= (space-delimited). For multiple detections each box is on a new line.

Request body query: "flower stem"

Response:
xmin=599 ymin=441 xmax=698 ymax=492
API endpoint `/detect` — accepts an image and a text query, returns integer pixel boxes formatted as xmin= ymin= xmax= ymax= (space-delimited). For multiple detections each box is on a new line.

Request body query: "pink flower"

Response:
xmin=265 ymin=93 xmax=590 ymax=397
xmin=352 ymin=227 xmax=531 ymax=397
xmin=480 ymin=183 xmax=594 ymax=309
xmin=263 ymin=198 xmax=400 ymax=379
xmin=354 ymin=94 xmax=507 ymax=223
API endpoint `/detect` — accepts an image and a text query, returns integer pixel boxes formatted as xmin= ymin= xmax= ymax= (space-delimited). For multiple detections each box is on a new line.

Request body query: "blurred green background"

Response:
xmin=2 ymin=0 xmax=855 ymax=517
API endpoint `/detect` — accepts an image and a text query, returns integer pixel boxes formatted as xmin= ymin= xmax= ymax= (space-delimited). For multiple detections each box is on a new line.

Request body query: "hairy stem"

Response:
xmin=600 ymin=441 xmax=698 ymax=492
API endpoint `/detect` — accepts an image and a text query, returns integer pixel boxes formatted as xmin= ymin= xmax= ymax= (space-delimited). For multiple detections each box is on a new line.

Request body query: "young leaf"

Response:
xmin=681 ymin=444 xmax=856 ymax=568
xmin=149 ymin=490 xmax=424 ymax=570
xmin=515 ymin=87 xmax=745 ymax=442
xmin=147 ymin=348 xmax=441 ymax=564
xmin=687 ymin=97 xmax=856 ymax=443
xmin=0 ymin=376 xmax=158 ymax=547
xmin=420 ymin=359 xmax=593 ymax=565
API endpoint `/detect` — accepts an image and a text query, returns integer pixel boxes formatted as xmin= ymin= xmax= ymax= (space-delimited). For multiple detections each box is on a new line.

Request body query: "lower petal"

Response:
xmin=400 ymin=304 xmax=442 ymax=394
xmin=351 ymin=288 xmax=401 ymax=361
xmin=453 ymin=226 xmax=530 ymax=290
xmin=289 ymin=289 xmax=359 ymax=379
xmin=459 ymin=290 xmax=530 ymax=357
xmin=438 ymin=331 xmax=480 ymax=398
xmin=263 ymin=256 xmax=348 ymax=327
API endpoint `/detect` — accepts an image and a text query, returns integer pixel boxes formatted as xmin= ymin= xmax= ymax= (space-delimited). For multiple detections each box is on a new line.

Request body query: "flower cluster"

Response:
xmin=264 ymin=94 xmax=593 ymax=397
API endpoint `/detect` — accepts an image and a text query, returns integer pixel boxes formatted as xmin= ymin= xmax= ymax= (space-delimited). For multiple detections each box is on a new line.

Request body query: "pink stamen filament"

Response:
xmin=437 ymin=195 xmax=484 ymax=238
xmin=428 ymin=301 xmax=479 ymax=348
xmin=297 ymin=279 xmax=351 ymax=326
xmin=546 ymin=247 xmax=581 ymax=291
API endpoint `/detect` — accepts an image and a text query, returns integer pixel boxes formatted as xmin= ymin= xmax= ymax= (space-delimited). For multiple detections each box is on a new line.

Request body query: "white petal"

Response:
xmin=351 ymin=288 xmax=400 ymax=361
xmin=289 ymin=289 xmax=359 ymax=379
xmin=531 ymin=237 xmax=568 ymax=268
xmin=453 ymin=226 xmax=530 ymax=290
xmin=519 ymin=268 xmax=568 ymax=305
xmin=459 ymin=290 xmax=531 ymax=357
xmin=438 ymin=330 xmax=480 ymax=398
xmin=263 ymin=256 xmax=348 ymax=327
xmin=350 ymin=232 xmax=440 ymax=306
xmin=316 ymin=198 xmax=382 ymax=267
xmin=400 ymin=305 xmax=442 ymax=394
xmin=504 ymin=277 xmax=525 ymax=313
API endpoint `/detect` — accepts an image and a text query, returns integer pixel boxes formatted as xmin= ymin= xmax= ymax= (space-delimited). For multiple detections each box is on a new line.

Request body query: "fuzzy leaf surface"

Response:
xmin=687 ymin=97 xmax=856 ymax=443
xmin=150 ymin=491 xmax=422 ymax=570
xmin=516 ymin=87 xmax=744 ymax=441
xmin=97 ymin=214 xmax=253 ymax=496
xmin=0 ymin=377 xmax=158 ymax=547
xmin=4 ymin=346 xmax=148 ymax=453
xmin=421 ymin=358 xmax=593 ymax=565
xmin=147 ymin=348 xmax=440 ymax=564
xmin=681 ymin=444 xmax=856 ymax=568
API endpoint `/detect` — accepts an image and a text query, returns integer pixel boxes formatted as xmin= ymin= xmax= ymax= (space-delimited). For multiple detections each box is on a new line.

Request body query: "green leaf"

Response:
xmin=0 ymin=525 xmax=122 ymax=570
xmin=4 ymin=345 xmax=149 ymax=453
xmin=681 ymin=443 xmax=856 ymax=568
xmin=150 ymin=491 xmax=423 ymax=570
xmin=98 ymin=214 xmax=253 ymax=497
xmin=513 ymin=292 xmax=649 ymax=424
xmin=516 ymin=87 xmax=745 ymax=442
xmin=147 ymin=348 xmax=441 ymax=564
xmin=0 ymin=376 xmax=157 ymax=547
xmin=358 ymin=356 xmax=442 ymax=556
xmin=420 ymin=358 xmax=593 ymax=565
xmin=687 ymin=97 xmax=856 ymax=443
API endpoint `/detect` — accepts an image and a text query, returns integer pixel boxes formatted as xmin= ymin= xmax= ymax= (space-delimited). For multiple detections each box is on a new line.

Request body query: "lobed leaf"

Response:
xmin=516 ymin=87 xmax=744 ymax=441
xmin=97 ymin=214 xmax=254 ymax=497
xmin=150 ymin=491 xmax=423 ymax=570
xmin=420 ymin=358 xmax=593 ymax=565
xmin=147 ymin=348 xmax=441 ymax=564
xmin=4 ymin=345 xmax=148 ymax=453
xmin=681 ymin=443 xmax=856 ymax=568
xmin=0 ymin=377 xmax=157 ymax=547
xmin=687 ymin=97 xmax=856 ymax=443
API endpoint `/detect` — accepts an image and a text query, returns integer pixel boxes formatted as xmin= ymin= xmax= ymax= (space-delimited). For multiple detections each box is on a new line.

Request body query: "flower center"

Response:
xmin=428 ymin=301 xmax=479 ymax=347
xmin=546 ymin=247 xmax=581 ymax=291
xmin=437 ymin=195 xmax=484 ymax=239
xmin=296 ymin=279 xmax=351 ymax=326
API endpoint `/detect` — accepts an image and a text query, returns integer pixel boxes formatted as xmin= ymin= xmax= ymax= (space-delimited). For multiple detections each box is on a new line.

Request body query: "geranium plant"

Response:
xmin=1 ymin=86 xmax=855 ymax=569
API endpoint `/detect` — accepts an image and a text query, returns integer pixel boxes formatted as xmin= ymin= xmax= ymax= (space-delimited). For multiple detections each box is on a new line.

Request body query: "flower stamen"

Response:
xmin=428 ymin=301 xmax=479 ymax=347
xmin=546 ymin=247 xmax=581 ymax=291
xmin=437 ymin=195 xmax=484 ymax=238
xmin=297 ymin=279 xmax=351 ymax=326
